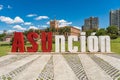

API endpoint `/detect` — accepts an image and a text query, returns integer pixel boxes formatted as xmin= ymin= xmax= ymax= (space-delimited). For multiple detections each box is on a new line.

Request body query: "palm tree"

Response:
xmin=64 ymin=26 xmax=71 ymax=36
xmin=58 ymin=27 xmax=64 ymax=35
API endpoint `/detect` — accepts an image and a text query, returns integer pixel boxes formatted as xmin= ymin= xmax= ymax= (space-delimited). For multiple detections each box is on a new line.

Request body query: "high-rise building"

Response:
xmin=110 ymin=9 xmax=120 ymax=29
xmin=50 ymin=20 xmax=59 ymax=29
xmin=82 ymin=17 xmax=99 ymax=31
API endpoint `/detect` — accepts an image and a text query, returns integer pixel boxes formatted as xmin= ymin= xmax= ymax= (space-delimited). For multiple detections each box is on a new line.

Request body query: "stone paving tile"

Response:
xmin=90 ymin=54 xmax=120 ymax=80
xmin=63 ymin=54 xmax=88 ymax=80
xmin=79 ymin=54 xmax=113 ymax=80
xmin=95 ymin=54 xmax=120 ymax=71
xmin=0 ymin=55 xmax=40 ymax=77
xmin=16 ymin=54 xmax=51 ymax=80
xmin=0 ymin=55 xmax=17 ymax=62
xmin=0 ymin=56 xmax=38 ymax=80
xmin=0 ymin=55 xmax=29 ymax=67
xmin=53 ymin=54 xmax=79 ymax=80
xmin=37 ymin=55 xmax=53 ymax=80
xmin=105 ymin=53 xmax=120 ymax=59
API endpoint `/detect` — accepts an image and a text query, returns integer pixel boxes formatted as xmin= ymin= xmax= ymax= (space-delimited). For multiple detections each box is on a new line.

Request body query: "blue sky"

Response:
xmin=0 ymin=0 xmax=120 ymax=33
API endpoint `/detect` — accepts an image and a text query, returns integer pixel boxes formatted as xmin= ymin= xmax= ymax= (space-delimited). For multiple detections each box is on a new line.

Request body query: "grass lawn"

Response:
xmin=0 ymin=37 xmax=120 ymax=56
xmin=0 ymin=42 xmax=11 ymax=56
xmin=111 ymin=38 xmax=120 ymax=54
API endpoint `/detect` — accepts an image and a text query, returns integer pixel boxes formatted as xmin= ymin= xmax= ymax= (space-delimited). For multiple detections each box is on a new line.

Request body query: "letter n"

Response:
xmin=11 ymin=32 xmax=25 ymax=52
xmin=41 ymin=32 xmax=52 ymax=52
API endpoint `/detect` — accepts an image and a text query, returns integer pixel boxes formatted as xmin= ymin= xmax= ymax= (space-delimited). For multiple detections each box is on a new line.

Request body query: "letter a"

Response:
xmin=11 ymin=32 xmax=25 ymax=52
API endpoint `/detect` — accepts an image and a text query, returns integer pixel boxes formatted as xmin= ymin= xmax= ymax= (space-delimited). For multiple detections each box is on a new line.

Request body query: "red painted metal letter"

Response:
xmin=41 ymin=32 xmax=52 ymax=52
xmin=11 ymin=32 xmax=25 ymax=52
xmin=27 ymin=32 xmax=38 ymax=52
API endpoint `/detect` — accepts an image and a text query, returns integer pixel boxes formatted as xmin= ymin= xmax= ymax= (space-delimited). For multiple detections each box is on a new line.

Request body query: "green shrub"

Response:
xmin=110 ymin=34 xmax=118 ymax=39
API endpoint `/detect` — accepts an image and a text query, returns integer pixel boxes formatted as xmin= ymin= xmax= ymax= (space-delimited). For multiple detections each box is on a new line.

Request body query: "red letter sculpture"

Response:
xmin=27 ymin=32 xmax=38 ymax=52
xmin=11 ymin=32 xmax=25 ymax=52
xmin=41 ymin=32 xmax=52 ymax=52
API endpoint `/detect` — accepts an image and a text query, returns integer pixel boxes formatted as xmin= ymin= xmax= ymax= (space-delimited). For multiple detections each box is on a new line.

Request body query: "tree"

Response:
xmin=58 ymin=27 xmax=64 ymax=34
xmin=107 ymin=26 xmax=118 ymax=35
xmin=86 ymin=30 xmax=93 ymax=36
xmin=58 ymin=26 xmax=70 ymax=35
xmin=35 ymin=29 xmax=41 ymax=34
xmin=0 ymin=33 xmax=6 ymax=41
xmin=110 ymin=34 xmax=118 ymax=39
xmin=107 ymin=26 xmax=119 ymax=39
xmin=96 ymin=28 xmax=107 ymax=36
xmin=23 ymin=29 xmax=41 ymax=36
xmin=64 ymin=26 xmax=71 ymax=33
xmin=45 ymin=27 xmax=50 ymax=32
xmin=50 ymin=27 xmax=56 ymax=32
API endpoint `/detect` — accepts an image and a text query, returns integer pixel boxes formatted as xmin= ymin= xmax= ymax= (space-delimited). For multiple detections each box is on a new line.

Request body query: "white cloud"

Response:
xmin=0 ymin=16 xmax=13 ymax=24
xmin=46 ymin=19 xmax=72 ymax=27
xmin=0 ymin=30 xmax=15 ymax=34
xmin=35 ymin=16 xmax=49 ymax=20
xmin=0 ymin=5 xmax=3 ymax=10
xmin=8 ymin=5 xmax=12 ymax=9
xmin=24 ymin=22 xmax=32 ymax=25
xmin=13 ymin=25 xmax=26 ymax=31
xmin=46 ymin=21 xmax=50 ymax=25
xmin=40 ymin=25 xmax=48 ymax=29
xmin=59 ymin=19 xmax=72 ymax=27
xmin=26 ymin=14 xmax=37 ymax=17
xmin=73 ymin=26 xmax=81 ymax=30
xmin=14 ymin=16 xmax=24 ymax=23
xmin=28 ymin=26 xmax=38 ymax=30
xmin=7 ymin=30 xmax=15 ymax=33
xmin=41 ymin=25 xmax=48 ymax=28
xmin=59 ymin=19 xmax=67 ymax=23
xmin=0 ymin=30 xmax=3 ymax=34
xmin=0 ymin=16 xmax=24 ymax=24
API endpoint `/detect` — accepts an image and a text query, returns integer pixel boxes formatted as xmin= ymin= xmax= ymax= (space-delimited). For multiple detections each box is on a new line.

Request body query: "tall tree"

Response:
xmin=107 ymin=26 xmax=118 ymax=35
xmin=107 ymin=26 xmax=119 ymax=39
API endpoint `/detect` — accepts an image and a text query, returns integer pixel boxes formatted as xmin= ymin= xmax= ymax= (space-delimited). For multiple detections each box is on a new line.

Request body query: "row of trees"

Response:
xmin=0 ymin=25 xmax=119 ymax=42
xmin=86 ymin=26 xmax=119 ymax=39
xmin=0 ymin=33 xmax=6 ymax=41
xmin=45 ymin=26 xmax=71 ymax=35
xmin=23 ymin=26 xmax=71 ymax=36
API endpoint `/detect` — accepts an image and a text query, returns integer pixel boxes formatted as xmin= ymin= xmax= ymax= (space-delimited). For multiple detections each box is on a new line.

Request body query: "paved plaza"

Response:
xmin=0 ymin=53 xmax=120 ymax=80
